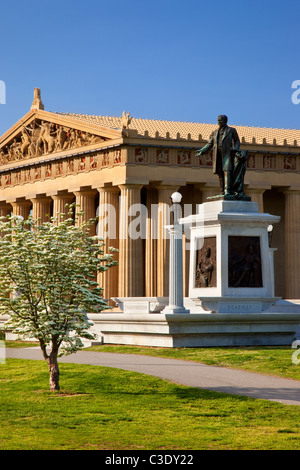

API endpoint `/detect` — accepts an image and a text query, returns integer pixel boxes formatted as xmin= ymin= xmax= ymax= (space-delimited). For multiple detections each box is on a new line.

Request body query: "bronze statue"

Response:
xmin=232 ymin=150 xmax=248 ymax=198
xmin=195 ymin=115 xmax=249 ymax=200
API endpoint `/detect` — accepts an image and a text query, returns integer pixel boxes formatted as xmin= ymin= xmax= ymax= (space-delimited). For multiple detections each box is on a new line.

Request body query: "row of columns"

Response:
xmin=246 ymin=187 xmax=300 ymax=299
xmin=284 ymin=189 xmax=300 ymax=299
xmin=0 ymin=185 xmax=299 ymax=299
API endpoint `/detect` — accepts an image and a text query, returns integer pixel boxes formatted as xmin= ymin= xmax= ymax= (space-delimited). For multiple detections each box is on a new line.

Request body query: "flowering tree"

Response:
xmin=0 ymin=207 xmax=117 ymax=391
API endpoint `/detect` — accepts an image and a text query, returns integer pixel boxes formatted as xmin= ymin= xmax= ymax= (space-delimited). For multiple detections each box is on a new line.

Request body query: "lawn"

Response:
xmin=1 ymin=357 xmax=300 ymax=450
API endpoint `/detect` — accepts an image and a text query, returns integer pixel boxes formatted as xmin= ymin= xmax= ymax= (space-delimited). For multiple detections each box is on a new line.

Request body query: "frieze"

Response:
xmin=0 ymin=119 xmax=105 ymax=165
xmin=0 ymin=151 xmax=104 ymax=188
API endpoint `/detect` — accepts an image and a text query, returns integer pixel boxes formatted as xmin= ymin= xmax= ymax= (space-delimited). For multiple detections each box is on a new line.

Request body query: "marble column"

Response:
xmin=97 ymin=186 xmax=120 ymax=303
xmin=156 ymin=185 xmax=179 ymax=297
xmin=31 ymin=196 xmax=52 ymax=223
xmin=118 ymin=184 xmax=144 ymax=297
xmin=247 ymin=188 xmax=265 ymax=213
xmin=51 ymin=193 xmax=75 ymax=221
xmin=284 ymin=190 xmax=300 ymax=299
xmin=74 ymin=189 xmax=98 ymax=235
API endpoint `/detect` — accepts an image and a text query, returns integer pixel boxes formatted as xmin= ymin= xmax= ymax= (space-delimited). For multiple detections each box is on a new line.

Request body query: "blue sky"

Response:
xmin=0 ymin=0 xmax=299 ymax=135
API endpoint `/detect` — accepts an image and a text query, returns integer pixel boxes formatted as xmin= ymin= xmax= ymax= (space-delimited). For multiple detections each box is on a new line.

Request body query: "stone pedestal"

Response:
xmin=182 ymin=199 xmax=281 ymax=313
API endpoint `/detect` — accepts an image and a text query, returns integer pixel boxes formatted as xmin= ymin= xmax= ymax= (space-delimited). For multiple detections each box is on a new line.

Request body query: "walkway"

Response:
xmin=6 ymin=348 xmax=300 ymax=406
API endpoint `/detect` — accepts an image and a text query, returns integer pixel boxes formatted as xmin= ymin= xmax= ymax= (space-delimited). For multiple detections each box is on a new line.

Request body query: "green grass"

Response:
xmin=85 ymin=344 xmax=300 ymax=381
xmin=4 ymin=340 xmax=39 ymax=348
xmin=1 ymin=358 xmax=300 ymax=450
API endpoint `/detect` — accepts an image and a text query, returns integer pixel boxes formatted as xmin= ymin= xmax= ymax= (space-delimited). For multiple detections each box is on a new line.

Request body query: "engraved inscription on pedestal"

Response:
xmin=228 ymin=236 xmax=262 ymax=288
xmin=195 ymin=237 xmax=216 ymax=288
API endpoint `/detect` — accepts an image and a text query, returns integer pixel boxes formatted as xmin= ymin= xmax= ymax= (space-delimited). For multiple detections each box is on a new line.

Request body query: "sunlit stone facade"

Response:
xmin=1 ymin=89 xmax=300 ymax=300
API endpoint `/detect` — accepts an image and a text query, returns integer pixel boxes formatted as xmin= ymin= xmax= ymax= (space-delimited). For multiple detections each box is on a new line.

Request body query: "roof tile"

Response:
xmin=56 ymin=112 xmax=300 ymax=146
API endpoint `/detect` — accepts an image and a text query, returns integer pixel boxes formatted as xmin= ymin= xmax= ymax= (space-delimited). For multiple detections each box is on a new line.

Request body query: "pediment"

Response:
xmin=0 ymin=109 xmax=122 ymax=165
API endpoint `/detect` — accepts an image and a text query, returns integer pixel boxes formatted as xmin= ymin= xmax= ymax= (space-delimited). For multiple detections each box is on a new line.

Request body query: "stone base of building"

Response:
xmin=86 ymin=299 xmax=300 ymax=348
xmin=2 ymin=299 xmax=300 ymax=349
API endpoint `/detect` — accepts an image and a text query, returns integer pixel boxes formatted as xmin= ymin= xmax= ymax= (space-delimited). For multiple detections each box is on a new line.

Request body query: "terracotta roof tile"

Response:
xmin=56 ymin=112 xmax=300 ymax=146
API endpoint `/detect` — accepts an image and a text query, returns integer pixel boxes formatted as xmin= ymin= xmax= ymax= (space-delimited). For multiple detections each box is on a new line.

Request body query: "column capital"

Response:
xmin=283 ymin=188 xmax=300 ymax=196
xmin=73 ymin=188 xmax=98 ymax=197
xmin=51 ymin=192 xmax=75 ymax=201
xmin=248 ymin=187 xmax=266 ymax=194
xmin=29 ymin=195 xmax=52 ymax=203
xmin=118 ymin=183 xmax=144 ymax=191
xmin=97 ymin=186 xmax=120 ymax=194
xmin=11 ymin=199 xmax=33 ymax=207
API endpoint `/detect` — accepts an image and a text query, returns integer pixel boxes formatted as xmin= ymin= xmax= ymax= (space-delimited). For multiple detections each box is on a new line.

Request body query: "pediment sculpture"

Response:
xmin=0 ymin=119 xmax=105 ymax=165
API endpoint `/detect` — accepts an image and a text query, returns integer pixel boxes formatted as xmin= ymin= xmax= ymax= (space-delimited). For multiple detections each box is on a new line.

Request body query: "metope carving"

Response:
xmin=177 ymin=150 xmax=191 ymax=165
xmin=283 ymin=156 xmax=296 ymax=171
xmin=197 ymin=151 xmax=212 ymax=167
xmin=135 ymin=148 xmax=148 ymax=163
xmin=156 ymin=149 xmax=169 ymax=164
xmin=263 ymin=154 xmax=276 ymax=170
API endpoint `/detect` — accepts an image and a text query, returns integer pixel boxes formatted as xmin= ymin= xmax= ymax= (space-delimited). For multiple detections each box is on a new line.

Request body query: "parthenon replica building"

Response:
xmin=0 ymin=89 xmax=300 ymax=302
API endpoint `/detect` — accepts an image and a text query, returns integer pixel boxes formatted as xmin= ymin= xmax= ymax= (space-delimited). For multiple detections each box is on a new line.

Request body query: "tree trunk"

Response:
xmin=48 ymin=352 xmax=60 ymax=391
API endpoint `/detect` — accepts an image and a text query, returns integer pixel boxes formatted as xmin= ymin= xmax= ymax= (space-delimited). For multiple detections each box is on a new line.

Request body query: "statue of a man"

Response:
xmin=195 ymin=115 xmax=241 ymax=197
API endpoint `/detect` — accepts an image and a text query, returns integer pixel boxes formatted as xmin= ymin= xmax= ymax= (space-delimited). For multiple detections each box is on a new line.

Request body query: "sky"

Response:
xmin=0 ymin=0 xmax=299 ymax=135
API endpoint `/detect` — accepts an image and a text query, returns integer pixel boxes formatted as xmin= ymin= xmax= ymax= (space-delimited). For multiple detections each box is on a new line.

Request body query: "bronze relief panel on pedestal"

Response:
xmin=228 ymin=236 xmax=262 ymax=288
xmin=195 ymin=237 xmax=217 ymax=288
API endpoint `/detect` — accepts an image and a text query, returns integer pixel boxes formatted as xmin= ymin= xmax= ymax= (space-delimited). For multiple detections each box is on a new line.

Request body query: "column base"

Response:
xmin=161 ymin=306 xmax=190 ymax=315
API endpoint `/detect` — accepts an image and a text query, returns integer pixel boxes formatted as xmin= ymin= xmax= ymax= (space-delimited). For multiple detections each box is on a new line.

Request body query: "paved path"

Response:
xmin=6 ymin=348 xmax=300 ymax=406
